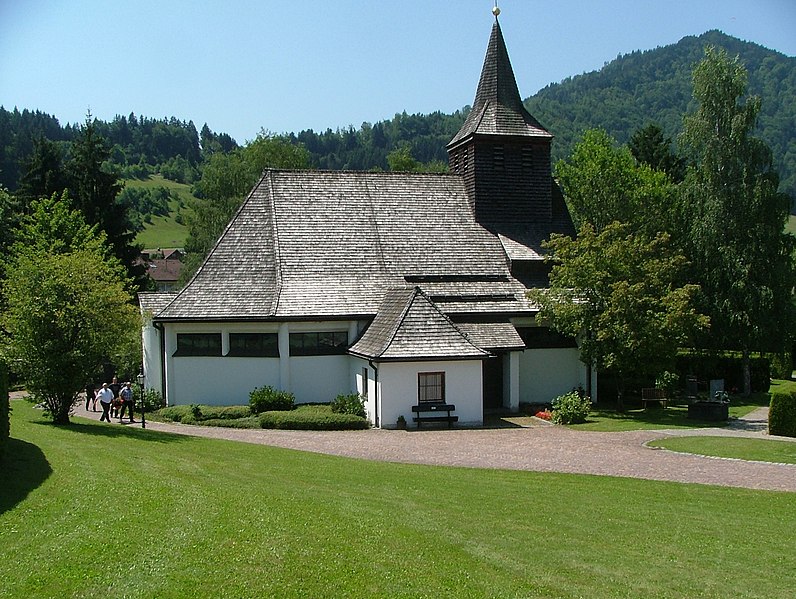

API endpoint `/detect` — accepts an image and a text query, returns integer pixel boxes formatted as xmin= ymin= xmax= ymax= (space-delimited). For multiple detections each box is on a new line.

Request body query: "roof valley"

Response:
xmin=267 ymin=170 xmax=284 ymax=315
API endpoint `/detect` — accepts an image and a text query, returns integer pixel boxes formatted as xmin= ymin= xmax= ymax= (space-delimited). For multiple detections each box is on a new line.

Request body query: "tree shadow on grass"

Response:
xmin=0 ymin=437 xmax=52 ymax=515
xmin=29 ymin=419 xmax=190 ymax=444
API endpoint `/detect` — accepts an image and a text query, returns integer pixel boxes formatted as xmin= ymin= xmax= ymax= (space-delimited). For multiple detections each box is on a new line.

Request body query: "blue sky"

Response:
xmin=2 ymin=0 xmax=795 ymax=144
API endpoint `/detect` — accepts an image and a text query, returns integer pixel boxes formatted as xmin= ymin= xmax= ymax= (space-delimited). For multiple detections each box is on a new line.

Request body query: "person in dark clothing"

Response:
xmin=85 ymin=384 xmax=96 ymax=411
xmin=109 ymin=376 xmax=122 ymax=418
xmin=118 ymin=382 xmax=134 ymax=423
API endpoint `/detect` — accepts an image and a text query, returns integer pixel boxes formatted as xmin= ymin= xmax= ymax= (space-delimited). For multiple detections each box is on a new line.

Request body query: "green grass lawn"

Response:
xmin=648 ymin=436 xmax=796 ymax=464
xmin=2 ymin=401 xmax=795 ymax=598
xmin=569 ymin=382 xmax=784 ymax=433
xmin=126 ymin=175 xmax=193 ymax=248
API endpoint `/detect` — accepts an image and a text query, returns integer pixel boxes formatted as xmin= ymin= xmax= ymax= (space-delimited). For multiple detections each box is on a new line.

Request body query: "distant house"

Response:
xmin=141 ymin=248 xmax=183 ymax=292
xmin=139 ymin=16 xmax=593 ymax=427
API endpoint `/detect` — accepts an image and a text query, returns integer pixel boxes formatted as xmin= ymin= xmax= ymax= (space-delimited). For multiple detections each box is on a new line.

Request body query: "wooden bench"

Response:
xmin=641 ymin=388 xmax=668 ymax=409
xmin=411 ymin=402 xmax=458 ymax=428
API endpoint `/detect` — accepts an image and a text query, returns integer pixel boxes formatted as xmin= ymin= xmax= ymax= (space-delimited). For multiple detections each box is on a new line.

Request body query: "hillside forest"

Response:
xmin=0 ymin=29 xmax=793 ymax=395
xmin=2 ymin=31 xmax=794 ymax=212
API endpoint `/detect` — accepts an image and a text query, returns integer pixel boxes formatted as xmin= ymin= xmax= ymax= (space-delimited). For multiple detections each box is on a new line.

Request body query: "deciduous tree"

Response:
xmin=679 ymin=47 xmax=796 ymax=395
xmin=555 ymin=129 xmax=674 ymax=236
xmin=529 ymin=223 xmax=708 ymax=411
xmin=1 ymin=194 xmax=140 ymax=424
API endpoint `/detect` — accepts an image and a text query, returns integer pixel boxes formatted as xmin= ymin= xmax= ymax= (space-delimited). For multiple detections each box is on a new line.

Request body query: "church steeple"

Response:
xmin=449 ymin=18 xmax=551 ymax=147
xmin=448 ymin=13 xmax=553 ymax=227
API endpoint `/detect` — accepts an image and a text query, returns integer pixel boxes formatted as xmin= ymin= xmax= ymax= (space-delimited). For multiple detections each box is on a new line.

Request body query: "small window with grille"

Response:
xmin=418 ymin=372 xmax=445 ymax=403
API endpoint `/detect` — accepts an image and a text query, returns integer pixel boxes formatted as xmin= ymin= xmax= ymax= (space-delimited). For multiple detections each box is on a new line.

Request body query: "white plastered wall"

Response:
xmin=141 ymin=313 xmax=162 ymax=393
xmin=377 ymin=360 xmax=483 ymax=428
xmin=517 ymin=347 xmax=587 ymax=405
xmin=160 ymin=320 xmax=359 ymax=406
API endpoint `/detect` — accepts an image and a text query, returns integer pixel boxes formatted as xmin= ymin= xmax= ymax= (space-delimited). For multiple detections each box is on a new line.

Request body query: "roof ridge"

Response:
xmin=378 ymin=286 xmax=417 ymax=357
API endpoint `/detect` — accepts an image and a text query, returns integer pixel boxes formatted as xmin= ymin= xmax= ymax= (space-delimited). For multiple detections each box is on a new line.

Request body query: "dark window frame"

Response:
xmin=418 ymin=371 xmax=445 ymax=403
xmin=289 ymin=331 xmax=348 ymax=356
xmin=174 ymin=333 xmax=222 ymax=357
xmin=227 ymin=332 xmax=279 ymax=357
xmin=517 ymin=327 xmax=578 ymax=349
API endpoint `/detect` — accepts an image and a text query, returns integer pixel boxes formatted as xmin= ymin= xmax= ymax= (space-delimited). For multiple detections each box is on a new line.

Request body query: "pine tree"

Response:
xmin=67 ymin=115 xmax=145 ymax=287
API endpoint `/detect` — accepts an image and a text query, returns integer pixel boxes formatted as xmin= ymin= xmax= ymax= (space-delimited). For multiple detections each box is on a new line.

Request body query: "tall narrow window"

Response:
xmin=361 ymin=367 xmax=369 ymax=399
xmin=418 ymin=372 xmax=445 ymax=403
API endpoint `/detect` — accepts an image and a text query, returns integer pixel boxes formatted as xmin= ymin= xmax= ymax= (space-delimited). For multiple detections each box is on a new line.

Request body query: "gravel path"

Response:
xmin=52 ymin=398 xmax=796 ymax=493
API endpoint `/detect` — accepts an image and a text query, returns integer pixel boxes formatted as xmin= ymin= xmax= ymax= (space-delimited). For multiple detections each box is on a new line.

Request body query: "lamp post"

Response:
xmin=136 ymin=371 xmax=146 ymax=429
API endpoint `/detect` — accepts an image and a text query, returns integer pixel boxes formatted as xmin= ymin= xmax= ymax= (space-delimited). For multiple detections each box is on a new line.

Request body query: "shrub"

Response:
xmin=330 ymin=392 xmax=366 ymax=418
xmin=140 ymin=388 xmax=165 ymax=413
xmin=769 ymin=391 xmax=796 ymax=438
xmin=151 ymin=404 xmax=252 ymax=424
xmin=769 ymin=352 xmax=793 ymax=380
xmin=249 ymin=386 xmax=295 ymax=414
xmin=151 ymin=405 xmax=193 ymax=423
xmin=259 ymin=404 xmax=368 ymax=430
xmin=551 ymin=391 xmax=592 ymax=425
xmin=196 ymin=405 xmax=252 ymax=420
xmin=655 ymin=371 xmax=679 ymax=398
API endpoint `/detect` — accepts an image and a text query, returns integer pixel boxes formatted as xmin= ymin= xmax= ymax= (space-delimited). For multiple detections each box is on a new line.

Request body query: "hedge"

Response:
xmin=150 ymin=404 xmax=369 ymax=431
xmin=152 ymin=404 xmax=251 ymax=424
xmin=259 ymin=408 xmax=368 ymax=430
xmin=769 ymin=391 xmax=796 ymax=438
xmin=675 ymin=355 xmax=770 ymax=393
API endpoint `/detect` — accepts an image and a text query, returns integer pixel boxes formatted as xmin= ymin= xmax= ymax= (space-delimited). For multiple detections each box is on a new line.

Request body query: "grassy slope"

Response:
xmin=125 ymin=174 xmax=192 ymax=248
xmin=2 ymin=401 xmax=795 ymax=598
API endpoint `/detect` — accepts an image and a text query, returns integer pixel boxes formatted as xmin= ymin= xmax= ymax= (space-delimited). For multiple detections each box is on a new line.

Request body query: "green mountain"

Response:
xmin=524 ymin=30 xmax=796 ymax=207
xmin=2 ymin=31 xmax=794 ymax=211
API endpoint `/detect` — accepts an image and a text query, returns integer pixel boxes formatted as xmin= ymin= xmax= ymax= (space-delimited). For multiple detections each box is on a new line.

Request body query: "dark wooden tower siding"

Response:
xmin=448 ymin=18 xmax=554 ymax=229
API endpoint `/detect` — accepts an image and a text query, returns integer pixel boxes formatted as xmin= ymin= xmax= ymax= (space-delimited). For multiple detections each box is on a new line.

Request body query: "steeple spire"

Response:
xmin=448 ymin=18 xmax=550 ymax=149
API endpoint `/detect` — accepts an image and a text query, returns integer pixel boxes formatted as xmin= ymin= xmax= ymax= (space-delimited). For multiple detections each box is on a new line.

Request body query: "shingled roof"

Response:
xmin=448 ymin=18 xmax=551 ymax=149
xmin=349 ymin=287 xmax=489 ymax=361
xmin=155 ymin=170 xmax=532 ymax=321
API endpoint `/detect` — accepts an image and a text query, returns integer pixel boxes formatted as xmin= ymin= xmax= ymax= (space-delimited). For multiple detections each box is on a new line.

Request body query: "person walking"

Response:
xmin=109 ymin=376 xmax=122 ymax=418
xmin=118 ymin=381 xmax=134 ymax=423
xmin=96 ymin=382 xmax=114 ymax=423
xmin=85 ymin=383 xmax=96 ymax=412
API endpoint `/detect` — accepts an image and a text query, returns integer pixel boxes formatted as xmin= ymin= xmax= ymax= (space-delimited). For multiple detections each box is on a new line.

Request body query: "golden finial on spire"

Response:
xmin=492 ymin=1 xmax=500 ymax=17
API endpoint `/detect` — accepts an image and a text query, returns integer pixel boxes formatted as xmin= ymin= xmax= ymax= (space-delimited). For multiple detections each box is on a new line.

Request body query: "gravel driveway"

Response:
xmin=66 ymin=400 xmax=796 ymax=493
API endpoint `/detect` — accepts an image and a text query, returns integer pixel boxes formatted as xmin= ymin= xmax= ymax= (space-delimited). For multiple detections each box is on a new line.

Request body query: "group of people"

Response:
xmin=85 ymin=376 xmax=135 ymax=423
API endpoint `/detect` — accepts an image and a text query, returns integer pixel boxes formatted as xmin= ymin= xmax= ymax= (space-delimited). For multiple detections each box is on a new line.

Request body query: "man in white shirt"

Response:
xmin=96 ymin=382 xmax=114 ymax=423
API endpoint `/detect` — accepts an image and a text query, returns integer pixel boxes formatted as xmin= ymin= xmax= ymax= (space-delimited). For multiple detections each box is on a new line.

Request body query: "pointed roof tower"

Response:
xmin=447 ymin=10 xmax=555 ymax=229
xmin=448 ymin=16 xmax=551 ymax=148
